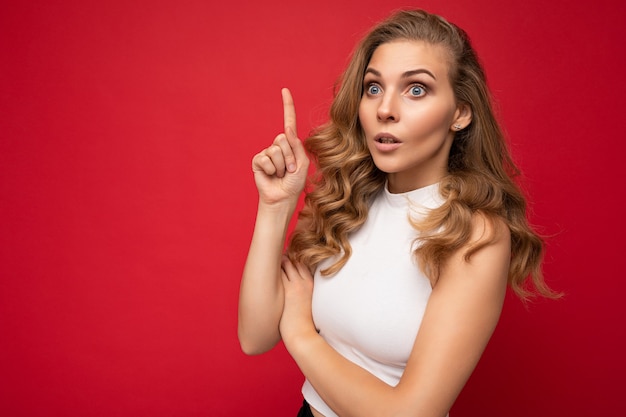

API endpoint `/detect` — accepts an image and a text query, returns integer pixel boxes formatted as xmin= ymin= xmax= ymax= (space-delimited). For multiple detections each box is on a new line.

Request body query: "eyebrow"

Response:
xmin=364 ymin=67 xmax=437 ymax=80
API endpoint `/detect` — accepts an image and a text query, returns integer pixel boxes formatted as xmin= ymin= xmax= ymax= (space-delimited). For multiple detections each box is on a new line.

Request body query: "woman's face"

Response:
xmin=358 ymin=40 xmax=464 ymax=193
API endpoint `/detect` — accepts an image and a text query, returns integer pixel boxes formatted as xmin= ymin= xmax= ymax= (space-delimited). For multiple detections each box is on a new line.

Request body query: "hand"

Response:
xmin=279 ymin=256 xmax=317 ymax=348
xmin=252 ymin=88 xmax=309 ymax=206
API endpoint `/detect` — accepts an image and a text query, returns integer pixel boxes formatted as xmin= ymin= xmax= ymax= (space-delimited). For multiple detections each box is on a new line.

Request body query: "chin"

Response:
xmin=370 ymin=158 xmax=402 ymax=175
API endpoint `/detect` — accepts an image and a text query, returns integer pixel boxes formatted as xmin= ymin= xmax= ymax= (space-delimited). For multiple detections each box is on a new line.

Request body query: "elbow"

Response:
xmin=239 ymin=339 xmax=267 ymax=356
xmin=237 ymin=327 xmax=275 ymax=356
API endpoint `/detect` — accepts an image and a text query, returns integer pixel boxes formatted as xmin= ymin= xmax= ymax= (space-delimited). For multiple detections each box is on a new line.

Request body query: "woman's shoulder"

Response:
xmin=436 ymin=212 xmax=510 ymax=293
xmin=468 ymin=212 xmax=511 ymax=248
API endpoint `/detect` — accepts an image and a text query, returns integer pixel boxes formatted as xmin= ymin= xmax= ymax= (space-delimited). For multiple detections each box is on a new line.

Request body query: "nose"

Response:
xmin=376 ymin=93 xmax=399 ymax=122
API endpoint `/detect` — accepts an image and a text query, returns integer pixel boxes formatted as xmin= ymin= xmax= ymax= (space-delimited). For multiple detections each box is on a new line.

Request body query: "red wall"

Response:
xmin=1 ymin=1 xmax=624 ymax=416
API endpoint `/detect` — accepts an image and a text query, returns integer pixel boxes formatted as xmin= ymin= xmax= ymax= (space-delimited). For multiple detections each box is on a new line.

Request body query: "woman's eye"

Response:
xmin=367 ymin=84 xmax=382 ymax=95
xmin=409 ymin=85 xmax=426 ymax=97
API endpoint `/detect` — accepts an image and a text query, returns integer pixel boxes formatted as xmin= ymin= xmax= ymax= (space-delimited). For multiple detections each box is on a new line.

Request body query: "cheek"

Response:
xmin=410 ymin=104 xmax=456 ymax=132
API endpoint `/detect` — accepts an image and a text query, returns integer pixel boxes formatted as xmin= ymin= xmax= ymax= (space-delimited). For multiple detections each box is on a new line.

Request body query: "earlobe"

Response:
xmin=451 ymin=103 xmax=473 ymax=131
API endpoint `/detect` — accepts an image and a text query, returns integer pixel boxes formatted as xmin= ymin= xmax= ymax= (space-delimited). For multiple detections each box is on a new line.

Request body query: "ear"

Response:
xmin=450 ymin=102 xmax=472 ymax=132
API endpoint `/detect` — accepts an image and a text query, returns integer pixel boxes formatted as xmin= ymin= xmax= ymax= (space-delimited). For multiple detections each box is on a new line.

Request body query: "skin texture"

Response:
xmin=240 ymin=41 xmax=510 ymax=417
xmin=359 ymin=41 xmax=471 ymax=193
xmin=238 ymin=88 xmax=308 ymax=355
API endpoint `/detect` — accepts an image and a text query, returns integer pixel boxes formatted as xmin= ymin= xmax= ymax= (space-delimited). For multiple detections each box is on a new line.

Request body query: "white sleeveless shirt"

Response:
xmin=302 ymin=183 xmax=444 ymax=417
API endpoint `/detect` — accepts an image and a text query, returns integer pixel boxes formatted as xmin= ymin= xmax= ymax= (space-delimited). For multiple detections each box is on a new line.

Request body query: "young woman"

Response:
xmin=239 ymin=9 xmax=556 ymax=417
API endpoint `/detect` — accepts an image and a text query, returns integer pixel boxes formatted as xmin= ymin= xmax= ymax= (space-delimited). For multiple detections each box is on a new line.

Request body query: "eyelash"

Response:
xmin=408 ymin=84 xmax=427 ymax=97
xmin=364 ymin=82 xmax=428 ymax=97
xmin=365 ymin=83 xmax=382 ymax=95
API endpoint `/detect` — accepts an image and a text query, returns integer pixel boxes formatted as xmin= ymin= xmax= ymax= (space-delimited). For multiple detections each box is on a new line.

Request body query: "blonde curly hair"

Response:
xmin=287 ymin=9 xmax=557 ymax=299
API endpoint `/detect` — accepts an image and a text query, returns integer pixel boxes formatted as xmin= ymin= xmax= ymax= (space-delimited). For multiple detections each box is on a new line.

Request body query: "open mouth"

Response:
xmin=376 ymin=136 xmax=399 ymax=144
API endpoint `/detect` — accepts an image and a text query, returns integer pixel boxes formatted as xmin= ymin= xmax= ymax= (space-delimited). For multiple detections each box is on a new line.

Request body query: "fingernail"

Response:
xmin=287 ymin=164 xmax=296 ymax=172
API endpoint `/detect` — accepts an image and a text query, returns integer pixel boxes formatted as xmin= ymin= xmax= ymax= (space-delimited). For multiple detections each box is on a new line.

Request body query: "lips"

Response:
xmin=372 ymin=133 xmax=402 ymax=152
xmin=374 ymin=133 xmax=401 ymax=144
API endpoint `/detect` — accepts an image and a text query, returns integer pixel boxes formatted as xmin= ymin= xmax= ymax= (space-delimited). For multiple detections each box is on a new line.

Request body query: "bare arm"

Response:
xmin=238 ymin=88 xmax=309 ymax=355
xmin=280 ymin=215 xmax=510 ymax=416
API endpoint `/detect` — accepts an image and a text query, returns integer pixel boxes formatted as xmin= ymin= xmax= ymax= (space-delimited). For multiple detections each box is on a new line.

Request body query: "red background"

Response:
xmin=1 ymin=1 xmax=624 ymax=416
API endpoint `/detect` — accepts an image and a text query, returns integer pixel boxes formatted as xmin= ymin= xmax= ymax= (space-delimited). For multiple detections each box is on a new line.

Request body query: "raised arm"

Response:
xmin=238 ymin=88 xmax=309 ymax=355
xmin=280 ymin=214 xmax=511 ymax=417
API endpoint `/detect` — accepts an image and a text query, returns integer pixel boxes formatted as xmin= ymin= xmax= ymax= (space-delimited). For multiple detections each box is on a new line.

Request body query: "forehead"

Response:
xmin=367 ymin=40 xmax=452 ymax=80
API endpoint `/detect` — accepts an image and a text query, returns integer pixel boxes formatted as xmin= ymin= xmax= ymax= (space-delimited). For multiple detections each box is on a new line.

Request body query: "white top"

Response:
xmin=302 ymin=183 xmax=444 ymax=417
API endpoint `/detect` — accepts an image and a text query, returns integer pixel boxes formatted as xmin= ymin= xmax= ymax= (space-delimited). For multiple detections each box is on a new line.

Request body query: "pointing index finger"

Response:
xmin=282 ymin=88 xmax=297 ymax=139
